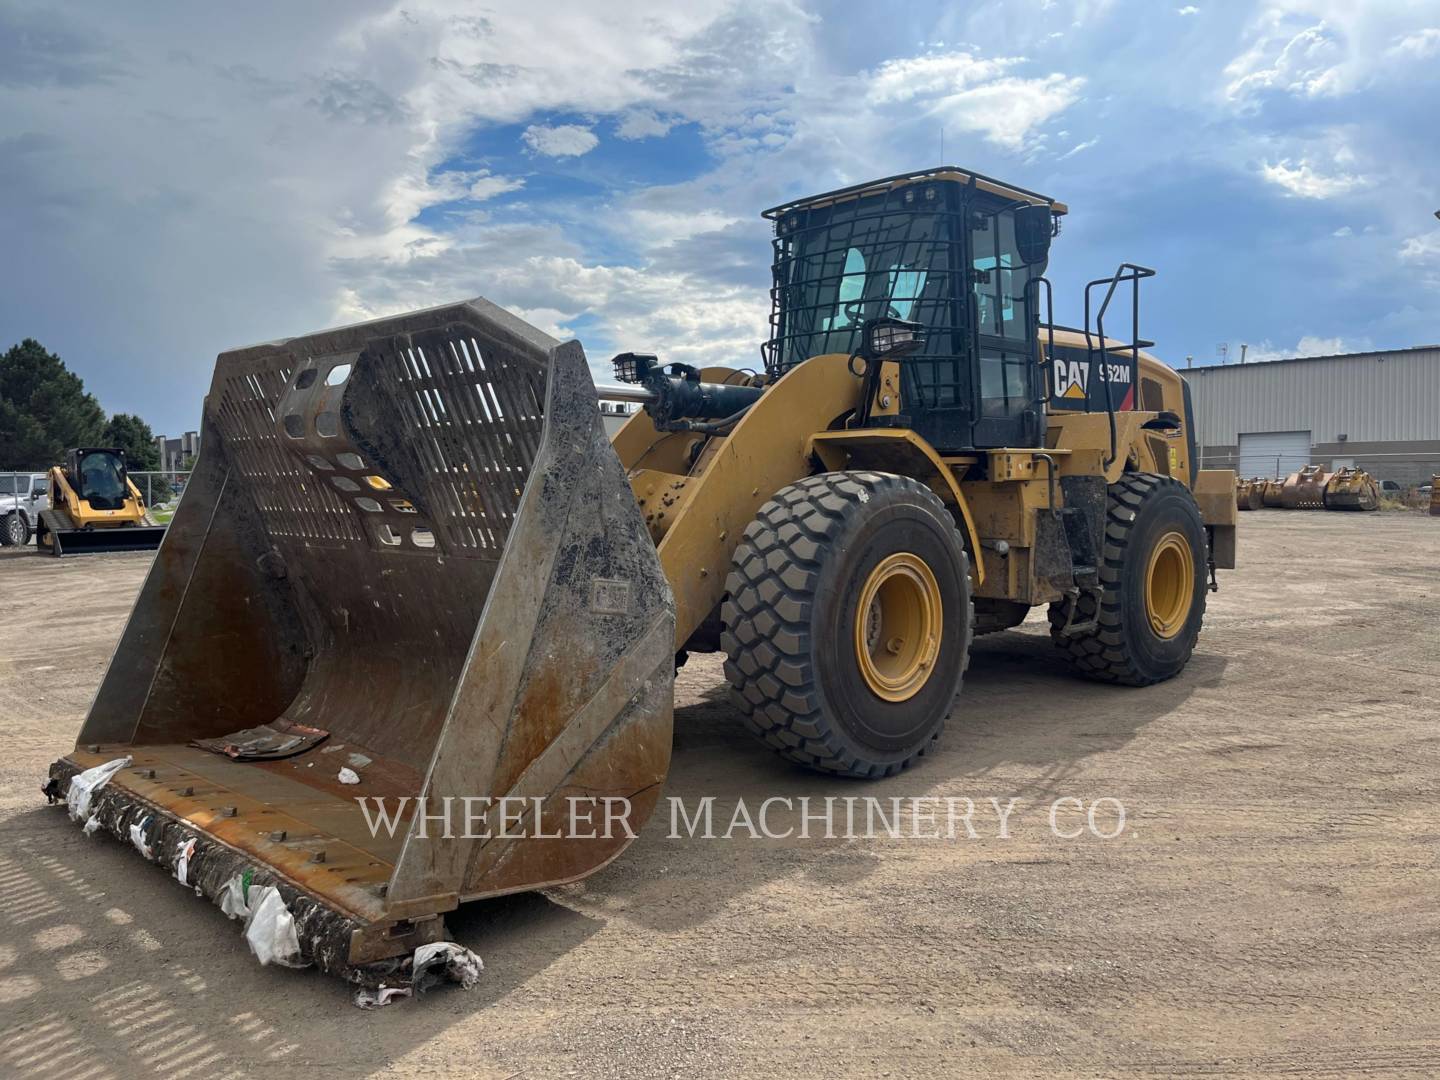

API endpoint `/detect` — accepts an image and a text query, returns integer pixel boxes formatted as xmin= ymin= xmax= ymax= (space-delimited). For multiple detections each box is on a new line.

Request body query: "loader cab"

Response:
xmin=763 ymin=168 xmax=1061 ymax=454
xmin=64 ymin=448 xmax=131 ymax=510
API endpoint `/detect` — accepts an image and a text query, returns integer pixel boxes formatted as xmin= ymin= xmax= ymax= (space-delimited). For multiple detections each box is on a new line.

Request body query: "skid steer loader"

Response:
xmin=46 ymin=166 xmax=1236 ymax=987
xmin=35 ymin=447 xmax=168 ymax=556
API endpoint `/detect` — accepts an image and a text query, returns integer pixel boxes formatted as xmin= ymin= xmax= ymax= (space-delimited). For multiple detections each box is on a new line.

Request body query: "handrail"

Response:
xmin=1082 ymin=263 xmax=1156 ymax=468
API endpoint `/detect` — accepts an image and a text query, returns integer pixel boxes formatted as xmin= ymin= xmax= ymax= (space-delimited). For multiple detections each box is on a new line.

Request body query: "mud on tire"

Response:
xmin=721 ymin=471 xmax=973 ymax=779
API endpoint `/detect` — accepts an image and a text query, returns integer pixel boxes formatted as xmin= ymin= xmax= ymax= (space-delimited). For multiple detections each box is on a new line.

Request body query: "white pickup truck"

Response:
xmin=0 ymin=472 xmax=49 ymax=546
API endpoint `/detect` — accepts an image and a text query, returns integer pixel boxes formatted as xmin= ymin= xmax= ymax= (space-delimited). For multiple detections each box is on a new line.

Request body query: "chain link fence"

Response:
xmin=130 ymin=471 xmax=192 ymax=523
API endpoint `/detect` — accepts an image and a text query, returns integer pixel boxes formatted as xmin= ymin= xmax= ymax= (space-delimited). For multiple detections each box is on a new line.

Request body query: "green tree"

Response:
xmin=0 ymin=339 xmax=106 ymax=467
xmin=103 ymin=412 xmax=170 ymax=504
xmin=102 ymin=413 xmax=161 ymax=471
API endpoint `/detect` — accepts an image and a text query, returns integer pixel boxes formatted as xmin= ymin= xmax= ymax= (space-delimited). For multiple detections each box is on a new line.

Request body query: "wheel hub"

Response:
xmin=854 ymin=552 xmax=942 ymax=702
xmin=1144 ymin=530 xmax=1194 ymax=639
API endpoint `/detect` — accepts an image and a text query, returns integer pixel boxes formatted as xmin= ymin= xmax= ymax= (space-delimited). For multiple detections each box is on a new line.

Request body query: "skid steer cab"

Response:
xmin=48 ymin=167 xmax=1235 ymax=987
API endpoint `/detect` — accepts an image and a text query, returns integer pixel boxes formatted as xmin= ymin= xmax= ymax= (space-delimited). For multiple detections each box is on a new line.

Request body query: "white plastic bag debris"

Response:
xmin=66 ymin=755 xmax=132 ymax=827
xmin=174 ymin=838 xmax=198 ymax=889
xmin=219 ymin=873 xmax=252 ymax=921
xmin=337 ymin=767 xmax=361 ymax=785
xmin=353 ymin=985 xmax=413 ymax=1009
xmin=412 ymin=941 xmax=483 ymax=991
xmin=129 ymin=815 xmax=154 ymax=859
xmin=243 ymin=886 xmax=306 ymax=967
xmin=82 ymin=815 xmax=103 ymax=836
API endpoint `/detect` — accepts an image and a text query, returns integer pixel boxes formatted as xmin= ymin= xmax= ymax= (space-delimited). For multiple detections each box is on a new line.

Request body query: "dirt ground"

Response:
xmin=1 ymin=509 xmax=1437 ymax=1079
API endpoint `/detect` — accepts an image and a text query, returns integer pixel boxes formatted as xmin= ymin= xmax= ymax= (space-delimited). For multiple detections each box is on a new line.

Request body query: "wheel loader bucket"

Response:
xmin=47 ymin=299 xmax=675 ymax=981
xmin=1323 ymin=467 xmax=1379 ymax=511
xmin=1280 ymin=465 xmax=1331 ymax=509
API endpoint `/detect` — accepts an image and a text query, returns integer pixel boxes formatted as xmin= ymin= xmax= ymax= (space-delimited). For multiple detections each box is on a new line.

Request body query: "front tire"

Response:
xmin=1048 ymin=472 xmax=1207 ymax=686
xmin=1 ymin=512 xmax=27 ymax=547
xmin=721 ymin=471 xmax=973 ymax=778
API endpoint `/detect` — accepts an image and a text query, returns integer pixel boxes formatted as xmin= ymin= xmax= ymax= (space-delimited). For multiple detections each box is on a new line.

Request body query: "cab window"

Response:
xmin=973 ymin=210 xmax=1036 ymax=419
xmin=821 ymin=248 xmax=866 ymax=332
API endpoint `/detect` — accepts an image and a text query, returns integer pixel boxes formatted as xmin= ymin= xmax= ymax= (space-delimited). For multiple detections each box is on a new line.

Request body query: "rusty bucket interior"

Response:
xmin=58 ymin=299 xmax=674 ymax=967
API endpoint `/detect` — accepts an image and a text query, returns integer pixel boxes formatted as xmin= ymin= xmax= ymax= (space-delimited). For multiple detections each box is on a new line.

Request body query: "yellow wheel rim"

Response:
xmin=854 ymin=552 xmax=943 ymax=702
xmin=1144 ymin=530 xmax=1194 ymax=639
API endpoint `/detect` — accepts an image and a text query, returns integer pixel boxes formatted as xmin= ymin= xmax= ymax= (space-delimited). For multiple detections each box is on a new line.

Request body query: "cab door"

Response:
xmin=968 ymin=205 xmax=1043 ymax=448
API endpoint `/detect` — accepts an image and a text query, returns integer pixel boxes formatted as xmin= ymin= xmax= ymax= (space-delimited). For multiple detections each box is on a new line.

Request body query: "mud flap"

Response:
xmin=48 ymin=298 xmax=675 ymax=979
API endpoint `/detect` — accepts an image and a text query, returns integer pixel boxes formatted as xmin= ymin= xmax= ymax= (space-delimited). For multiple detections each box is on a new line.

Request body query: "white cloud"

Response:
xmin=1058 ymin=136 xmax=1099 ymax=160
xmin=1387 ymin=28 xmax=1440 ymax=60
xmin=615 ymin=109 xmax=675 ymax=140
xmin=625 ymin=207 xmax=740 ymax=249
xmin=1222 ymin=6 xmax=1440 ymax=108
xmin=469 ymin=171 xmax=525 ymax=200
xmin=935 ymin=74 xmax=1085 ymax=150
xmin=865 ymin=52 xmax=1083 ymax=150
xmin=520 ymin=123 xmax=600 ymax=158
xmin=866 ymin=52 xmax=1018 ymax=104
xmin=1399 ymin=232 xmax=1440 ymax=262
xmin=1332 ymin=225 xmax=1352 ymax=237
xmin=1177 ymin=6 xmax=1199 ymax=15
xmin=1260 ymin=158 xmax=1368 ymax=199
xmin=1247 ymin=335 xmax=1352 ymax=363
xmin=1224 ymin=17 xmax=1345 ymax=103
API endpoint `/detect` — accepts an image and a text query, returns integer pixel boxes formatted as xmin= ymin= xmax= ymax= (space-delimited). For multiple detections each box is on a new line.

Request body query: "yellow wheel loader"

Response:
xmin=46 ymin=167 xmax=1237 ymax=988
xmin=36 ymin=447 xmax=168 ymax=556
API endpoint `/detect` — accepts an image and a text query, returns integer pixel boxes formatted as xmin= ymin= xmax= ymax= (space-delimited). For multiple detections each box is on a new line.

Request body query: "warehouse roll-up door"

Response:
xmin=1239 ymin=431 xmax=1311 ymax=478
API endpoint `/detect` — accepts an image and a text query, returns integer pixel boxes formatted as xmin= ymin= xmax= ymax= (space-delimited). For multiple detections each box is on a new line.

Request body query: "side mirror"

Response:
xmin=1013 ymin=204 xmax=1054 ymax=266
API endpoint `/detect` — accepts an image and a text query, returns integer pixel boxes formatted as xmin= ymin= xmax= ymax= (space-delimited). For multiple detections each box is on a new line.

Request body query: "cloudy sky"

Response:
xmin=3 ymin=0 xmax=1438 ymax=434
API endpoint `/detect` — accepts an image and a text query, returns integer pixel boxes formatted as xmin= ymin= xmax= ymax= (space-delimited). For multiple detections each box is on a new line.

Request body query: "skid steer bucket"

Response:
xmin=40 ymin=516 xmax=168 ymax=556
xmin=47 ymin=299 xmax=675 ymax=982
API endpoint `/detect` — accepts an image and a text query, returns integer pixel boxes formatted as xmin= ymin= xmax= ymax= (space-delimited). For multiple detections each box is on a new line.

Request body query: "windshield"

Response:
xmin=79 ymin=452 xmax=127 ymax=506
xmin=768 ymin=201 xmax=960 ymax=380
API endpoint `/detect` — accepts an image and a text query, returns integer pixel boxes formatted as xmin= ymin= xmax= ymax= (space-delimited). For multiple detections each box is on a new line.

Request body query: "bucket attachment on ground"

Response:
xmin=1279 ymin=466 xmax=1331 ymax=509
xmin=37 ymin=512 xmax=168 ymax=556
xmin=47 ymin=298 xmax=675 ymax=983
xmin=1323 ymin=467 xmax=1379 ymax=511
xmin=1236 ymin=478 xmax=1264 ymax=511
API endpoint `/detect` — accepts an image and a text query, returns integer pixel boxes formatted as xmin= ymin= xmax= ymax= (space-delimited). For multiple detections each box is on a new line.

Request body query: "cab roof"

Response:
xmin=762 ymin=165 xmax=1067 ymax=221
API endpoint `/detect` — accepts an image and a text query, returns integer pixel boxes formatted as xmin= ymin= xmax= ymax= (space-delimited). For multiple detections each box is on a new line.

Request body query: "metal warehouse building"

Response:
xmin=1186 ymin=345 xmax=1440 ymax=486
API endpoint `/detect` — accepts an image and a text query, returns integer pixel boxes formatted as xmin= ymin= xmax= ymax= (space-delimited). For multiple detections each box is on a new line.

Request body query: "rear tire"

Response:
xmin=721 ymin=471 xmax=973 ymax=778
xmin=1047 ymin=472 xmax=1207 ymax=686
xmin=1 ymin=512 xmax=27 ymax=547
